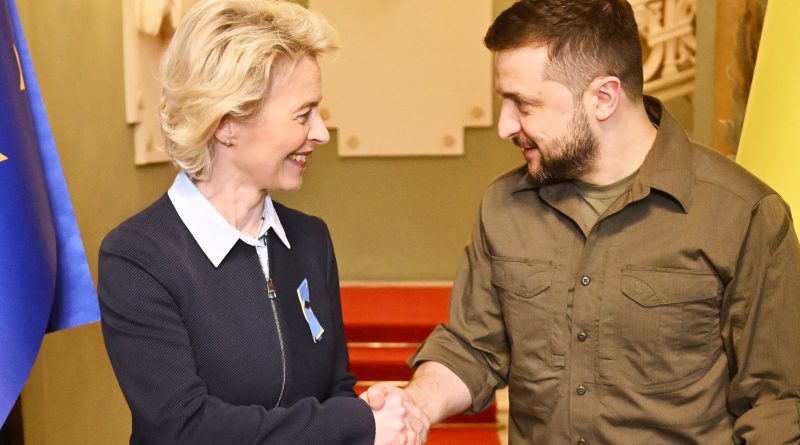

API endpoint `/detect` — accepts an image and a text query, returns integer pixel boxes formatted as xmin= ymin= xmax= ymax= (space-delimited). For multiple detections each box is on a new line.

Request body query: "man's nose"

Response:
xmin=497 ymin=100 xmax=521 ymax=140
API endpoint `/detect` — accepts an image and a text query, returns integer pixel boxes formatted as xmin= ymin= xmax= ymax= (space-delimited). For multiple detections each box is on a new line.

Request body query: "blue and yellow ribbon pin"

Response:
xmin=296 ymin=279 xmax=324 ymax=343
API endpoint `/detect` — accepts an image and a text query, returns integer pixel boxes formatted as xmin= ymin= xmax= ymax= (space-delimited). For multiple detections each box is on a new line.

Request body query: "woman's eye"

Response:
xmin=297 ymin=109 xmax=313 ymax=122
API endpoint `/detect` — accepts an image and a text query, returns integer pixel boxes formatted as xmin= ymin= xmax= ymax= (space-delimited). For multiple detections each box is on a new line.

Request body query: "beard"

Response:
xmin=514 ymin=106 xmax=598 ymax=184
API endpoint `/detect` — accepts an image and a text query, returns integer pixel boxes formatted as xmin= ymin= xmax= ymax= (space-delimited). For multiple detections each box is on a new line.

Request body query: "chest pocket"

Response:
xmin=490 ymin=257 xmax=554 ymax=298
xmin=612 ymin=266 xmax=722 ymax=393
xmin=491 ymin=257 xmax=561 ymax=379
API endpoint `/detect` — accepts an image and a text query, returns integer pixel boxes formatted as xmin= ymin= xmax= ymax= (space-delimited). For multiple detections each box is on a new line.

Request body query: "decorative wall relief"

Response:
xmin=729 ymin=0 xmax=767 ymax=150
xmin=123 ymin=1 xmax=700 ymax=162
xmin=308 ymin=0 xmax=494 ymax=157
xmin=123 ymin=0 xmax=196 ymax=165
xmin=708 ymin=0 xmax=767 ymax=156
xmin=631 ymin=0 xmax=697 ymax=101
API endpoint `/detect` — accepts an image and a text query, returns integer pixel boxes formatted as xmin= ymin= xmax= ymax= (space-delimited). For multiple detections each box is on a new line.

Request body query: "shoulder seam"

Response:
xmin=693 ymin=176 xmax=775 ymax=206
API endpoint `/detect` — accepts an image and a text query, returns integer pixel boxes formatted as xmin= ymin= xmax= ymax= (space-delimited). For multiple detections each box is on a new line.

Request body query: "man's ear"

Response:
xmin=213 ymin=116 xmax=236 ymax=147
xmin=588 ymin=76 xmax=621 ymax=121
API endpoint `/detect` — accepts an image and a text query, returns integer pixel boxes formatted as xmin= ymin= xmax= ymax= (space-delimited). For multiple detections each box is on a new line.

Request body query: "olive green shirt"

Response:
xmin=573 ymin=171 xmax=637 ymax=233
xmin=411 ymin=98 xmax=800 ymax=445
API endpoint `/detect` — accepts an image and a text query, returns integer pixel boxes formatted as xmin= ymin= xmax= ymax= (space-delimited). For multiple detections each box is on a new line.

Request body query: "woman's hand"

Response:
xmin=371 ymin=393 xmax=428 ymax=445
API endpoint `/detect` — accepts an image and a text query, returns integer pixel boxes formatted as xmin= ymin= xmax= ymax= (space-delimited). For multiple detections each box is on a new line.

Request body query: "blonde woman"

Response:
xmin=98 ymin=1 xmax=424 ymax=443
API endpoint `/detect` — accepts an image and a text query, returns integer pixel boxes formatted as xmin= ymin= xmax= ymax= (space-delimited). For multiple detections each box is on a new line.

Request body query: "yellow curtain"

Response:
xmin=736 ymin=0 xmax=800 ymax=231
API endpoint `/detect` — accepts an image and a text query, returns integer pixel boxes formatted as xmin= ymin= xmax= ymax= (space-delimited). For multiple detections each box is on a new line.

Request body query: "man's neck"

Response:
xmin=578 ymin=101 xmax=657 ymax=186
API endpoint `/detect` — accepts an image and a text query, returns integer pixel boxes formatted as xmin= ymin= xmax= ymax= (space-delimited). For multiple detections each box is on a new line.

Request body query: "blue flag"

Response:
xmin=0 ymin=0 xmax=99 ymax=425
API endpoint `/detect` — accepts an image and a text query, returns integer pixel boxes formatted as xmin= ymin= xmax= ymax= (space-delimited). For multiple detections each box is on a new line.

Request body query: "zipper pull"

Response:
xmin=267 ymin=278 xmax=277 ymax=299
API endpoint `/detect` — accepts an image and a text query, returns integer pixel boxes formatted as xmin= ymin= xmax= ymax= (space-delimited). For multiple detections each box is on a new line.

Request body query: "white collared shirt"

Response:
xmin=167 ymin=172 xmax=291 ymax=269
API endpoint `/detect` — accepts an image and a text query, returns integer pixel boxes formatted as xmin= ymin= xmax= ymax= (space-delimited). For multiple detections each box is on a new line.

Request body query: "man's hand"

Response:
xmin=362 ymin=362 xmax=472 ymax=444
xmin=361 ymin=383 xmax=406 ymax=410
xmin=362 ymin=385 xmax=430 ymax=444
xmin=365 ymin=362 xmax=472 ymax=427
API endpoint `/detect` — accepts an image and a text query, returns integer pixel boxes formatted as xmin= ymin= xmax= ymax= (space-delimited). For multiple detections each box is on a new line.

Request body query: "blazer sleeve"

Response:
xmin=98 ymin=228 xmax=375 ymax=445
xmin=321 ymin=223 xmax=360 ymax=399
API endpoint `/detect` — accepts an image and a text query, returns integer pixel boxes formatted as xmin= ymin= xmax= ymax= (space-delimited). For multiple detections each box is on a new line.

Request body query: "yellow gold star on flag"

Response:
xmin=0 ymin=153 xmax=7 ymax=162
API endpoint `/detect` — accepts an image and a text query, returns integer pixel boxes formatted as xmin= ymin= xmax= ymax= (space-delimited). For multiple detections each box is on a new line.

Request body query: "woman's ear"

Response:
xmin=213 ymin=117 xmax=236 ymax=147
xmin=588 ymin=76 xmax=621 ymax=122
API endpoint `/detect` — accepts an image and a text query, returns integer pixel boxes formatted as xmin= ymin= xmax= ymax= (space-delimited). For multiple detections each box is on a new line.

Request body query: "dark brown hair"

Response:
xmin=485 ymin=0 xmax=643 ymax=100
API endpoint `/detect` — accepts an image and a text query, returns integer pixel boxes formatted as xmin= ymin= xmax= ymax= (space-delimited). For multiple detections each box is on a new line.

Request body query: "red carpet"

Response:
xmin=342 ymin=284 xmax=502 ymax=445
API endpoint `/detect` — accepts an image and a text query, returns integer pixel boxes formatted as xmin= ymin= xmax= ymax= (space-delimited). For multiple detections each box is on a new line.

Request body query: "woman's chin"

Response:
xmin=278 ymin=178 xmax=304 ymax=192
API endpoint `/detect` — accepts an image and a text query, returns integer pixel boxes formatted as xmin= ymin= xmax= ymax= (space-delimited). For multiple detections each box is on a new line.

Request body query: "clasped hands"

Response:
xmin=361 ymin=383 xmax=430 ymax=445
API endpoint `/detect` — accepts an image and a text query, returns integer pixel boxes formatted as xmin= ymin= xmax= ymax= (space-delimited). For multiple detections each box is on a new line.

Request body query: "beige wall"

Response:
xmin=15 ymin=0 xmax=709 ymax=443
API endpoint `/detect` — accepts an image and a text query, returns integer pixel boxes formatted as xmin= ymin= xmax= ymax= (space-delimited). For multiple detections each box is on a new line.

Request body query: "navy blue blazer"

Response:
xmin=99 ymin=195 xmax=374 ymax=444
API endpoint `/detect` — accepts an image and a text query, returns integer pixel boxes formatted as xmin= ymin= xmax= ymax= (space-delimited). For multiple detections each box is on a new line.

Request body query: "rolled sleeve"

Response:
xmin=725 ymin=194 xmax=800 ymax=444
xmin=409 ymin=204 xmax=510 ymax=413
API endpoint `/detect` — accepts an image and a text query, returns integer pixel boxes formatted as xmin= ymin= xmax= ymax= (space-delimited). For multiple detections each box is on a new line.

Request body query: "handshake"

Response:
xmin=358 ymin=362 xmax=473 ymax=445
xmin=361 ymin=383 xmax=430 ymax=445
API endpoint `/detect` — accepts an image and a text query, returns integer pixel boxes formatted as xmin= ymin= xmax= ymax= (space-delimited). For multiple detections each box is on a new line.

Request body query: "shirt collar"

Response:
xmin=512 ymin=96 xmax=694 ymax=213
xmin=632 ymin=96 xmax=694 ymax=212
xmin=167 ymin=172 xmax=291 ymax=267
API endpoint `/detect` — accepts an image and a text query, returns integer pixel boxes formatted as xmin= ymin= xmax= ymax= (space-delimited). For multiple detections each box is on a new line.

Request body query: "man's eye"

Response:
xmin=516 ymin=98 xmax=541 ymax=114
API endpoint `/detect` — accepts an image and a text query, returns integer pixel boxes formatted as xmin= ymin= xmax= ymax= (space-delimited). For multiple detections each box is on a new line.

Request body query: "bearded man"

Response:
xmin=365 ymin=1 xmax=800 ymax=444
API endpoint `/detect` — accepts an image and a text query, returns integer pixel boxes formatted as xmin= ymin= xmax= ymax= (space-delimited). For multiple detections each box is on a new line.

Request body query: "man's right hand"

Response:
xmin=363 ymin=362 xmax=473 ymax=444
xmin=369 ymin=391 xmax=428 ymax=445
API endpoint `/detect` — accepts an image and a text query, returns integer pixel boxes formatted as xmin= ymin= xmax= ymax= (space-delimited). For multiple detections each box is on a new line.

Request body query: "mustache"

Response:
xmin=513 ymin=135 xmax=537 ymax=151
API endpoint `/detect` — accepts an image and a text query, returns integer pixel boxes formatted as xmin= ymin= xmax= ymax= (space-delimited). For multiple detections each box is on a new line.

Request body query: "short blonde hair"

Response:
xmin=160 ymin=0 xmax=337 ymax=179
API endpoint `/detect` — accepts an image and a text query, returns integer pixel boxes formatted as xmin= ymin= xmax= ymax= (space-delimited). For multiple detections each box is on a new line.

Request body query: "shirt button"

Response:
xmin=578 ymin=439 xmax=588 ymax=445
xmin=577 ymin=331 xmax=588 ymax=342
xmin=576 ymin=384 xmax=587 ymax=396
xmin=580 ymin=275 xmax=591 ymax=286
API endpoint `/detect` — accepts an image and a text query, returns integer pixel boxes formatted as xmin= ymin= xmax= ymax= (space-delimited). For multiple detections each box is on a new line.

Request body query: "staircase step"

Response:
xmin=342 ymin=284 xmax=500 ymax=440
xmin=349 ymin=346 xmax=418 ymax=381
xmin=341 ymin=286 xmax=451 ymax=343
xmin=426 ymin=427 xmax=501 ymax=445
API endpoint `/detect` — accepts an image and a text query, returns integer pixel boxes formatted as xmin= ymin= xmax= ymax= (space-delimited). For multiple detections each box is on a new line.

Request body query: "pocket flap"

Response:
xmin=491 ymin=258 xmax=555 ymax=298
xmin=621 ymin=266 xmax=721 ymax=307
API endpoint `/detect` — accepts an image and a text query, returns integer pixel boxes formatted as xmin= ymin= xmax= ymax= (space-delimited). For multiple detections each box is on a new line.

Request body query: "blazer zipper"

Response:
xmin=260 ymin=232 xmax=287 ymax=408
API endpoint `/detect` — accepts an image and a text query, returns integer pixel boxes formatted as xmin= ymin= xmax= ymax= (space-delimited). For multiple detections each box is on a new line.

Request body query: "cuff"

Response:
xmin=408 ymin=324 xmax=502 ymax=413
xmin=322 ymin=396 xmax=375 ymax=445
